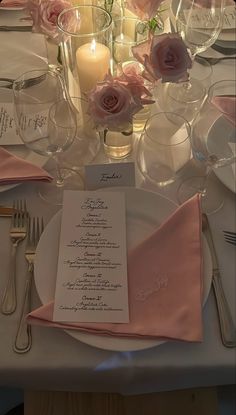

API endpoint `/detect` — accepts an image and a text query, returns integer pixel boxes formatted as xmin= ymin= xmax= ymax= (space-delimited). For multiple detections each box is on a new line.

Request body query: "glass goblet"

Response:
xmin=169 ymin=0 xmax=225 ymax=109
xmin=178 ymin=79 xmax=236 ymax=213
xmin=13 ymin=69 xmax=84 ymax=205
xmin=136 ymin=112 xmax=191 ymax=188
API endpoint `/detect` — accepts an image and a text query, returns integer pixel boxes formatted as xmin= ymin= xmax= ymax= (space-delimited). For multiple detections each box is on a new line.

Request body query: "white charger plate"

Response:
xmin=0 ymin=146 xmax=47 ymax=192
xmin=34 ymin=187 xmax=213 ymax=352
xmin=207 ymin=116 xmax=236 ymax=194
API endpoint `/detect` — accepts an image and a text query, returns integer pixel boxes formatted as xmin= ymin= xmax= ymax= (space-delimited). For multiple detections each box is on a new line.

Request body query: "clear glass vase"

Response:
xmin=101 ymin=123 xmax=133 ymax=159
xmin=57 ymin=5 xmax=112 ymax=99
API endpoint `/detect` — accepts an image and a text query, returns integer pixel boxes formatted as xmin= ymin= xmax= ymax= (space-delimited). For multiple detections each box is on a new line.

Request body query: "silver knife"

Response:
xmin=202 ymin=214 xmax=236 ymax=348
xmin=0 ymin=26 xmax=32 ymax=32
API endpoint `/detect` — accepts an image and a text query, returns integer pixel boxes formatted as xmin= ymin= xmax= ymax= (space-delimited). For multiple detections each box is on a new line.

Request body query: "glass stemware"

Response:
xmin=136 ymin=112 xmax=191 ymax=188
xmin=13 ymin=69 xmax=84 ymax=205
xmin=167 ymin=0 xmax=225 ymax=115
xmin=178 ymin=79 xmax=236 ymax=213
xmin=175 ymin=0 xmax=225 ymax=57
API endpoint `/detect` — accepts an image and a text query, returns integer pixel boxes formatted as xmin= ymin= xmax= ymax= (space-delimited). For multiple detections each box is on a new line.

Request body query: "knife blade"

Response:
xmin=0 ymin=206 xmax=15 ymax=217
xmin=202 ymin=214 xmax=236 ymax=348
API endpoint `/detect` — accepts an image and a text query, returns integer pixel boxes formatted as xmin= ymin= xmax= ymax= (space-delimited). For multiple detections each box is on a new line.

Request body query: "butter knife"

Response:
xmin=202 ymin=214 xmax=236 ymax=348
xmin=0 ymin=206 xmax=15 ymax=217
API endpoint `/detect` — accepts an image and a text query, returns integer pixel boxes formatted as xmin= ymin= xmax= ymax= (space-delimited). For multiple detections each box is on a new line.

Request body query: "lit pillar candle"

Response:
xmin=76 ymin=39 xmax=110 ymax=94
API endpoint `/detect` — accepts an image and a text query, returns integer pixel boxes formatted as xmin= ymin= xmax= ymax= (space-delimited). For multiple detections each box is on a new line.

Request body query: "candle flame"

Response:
xmin=91 ymin=39 xmax=96 ymax=53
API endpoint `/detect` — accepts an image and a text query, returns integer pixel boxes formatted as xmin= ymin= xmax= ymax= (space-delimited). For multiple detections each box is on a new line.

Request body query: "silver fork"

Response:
xmin=1 ymin=200 xmax=27 ymax=315
xmin=13 ymin=217 xmax=44 ymax=354
xmin=223 ymin=231 xmax=236 ymax=246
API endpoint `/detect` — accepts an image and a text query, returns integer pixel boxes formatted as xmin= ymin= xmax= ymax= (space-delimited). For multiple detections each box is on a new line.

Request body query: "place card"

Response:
xmin=85 ymin=162 xmax=135 ymax=190
xmin=0 ymin=103 xmax=22 ymax=145
xmin=184 ymin=6 xmax=236 ymax=30
xmin=53 ymin=190 xmax=129 ymax=323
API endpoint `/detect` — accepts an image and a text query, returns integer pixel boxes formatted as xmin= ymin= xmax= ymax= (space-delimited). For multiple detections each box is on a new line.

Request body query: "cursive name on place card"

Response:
xmin=184 ymin=6 xmax=236 ymax=30
xmin=53 ymin=190 xmax=129 ymax=323
xmin=85 ymin=162 xmax=135 ymax=190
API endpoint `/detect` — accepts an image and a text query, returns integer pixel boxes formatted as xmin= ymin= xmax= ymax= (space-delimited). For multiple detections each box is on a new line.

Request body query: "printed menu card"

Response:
xmin=53 ymin=190 xmax=129 ymax=323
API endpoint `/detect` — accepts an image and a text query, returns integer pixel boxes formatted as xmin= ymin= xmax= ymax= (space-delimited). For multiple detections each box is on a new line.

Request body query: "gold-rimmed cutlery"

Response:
xmin=0 ymin=206 xmax=16 ymax=217
xmin=1 ymin=200 xmax=28 ymax=315
xmin=13 ymin=216 xmax=44 ymax=354
xmin=202 ymin=214 xmax=236 ymax=348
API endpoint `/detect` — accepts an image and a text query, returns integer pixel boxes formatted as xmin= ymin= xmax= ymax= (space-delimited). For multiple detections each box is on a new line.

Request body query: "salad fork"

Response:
xmin=13 ymin=217 xmax=44 ymax=354
xmin=223 ymin=231 xmax=236 ymax=246
xmin=1 ymin=200 xmax=27 ymax=315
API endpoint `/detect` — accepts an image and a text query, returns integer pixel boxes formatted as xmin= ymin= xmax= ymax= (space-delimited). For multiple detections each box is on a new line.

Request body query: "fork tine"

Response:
xmin=225 ymin=239 xmax=236 ymax=246
xmin=223 ymin=231 xmax=236 ymax=237
xmin=32 ymin=217 xmax=36 ymax=247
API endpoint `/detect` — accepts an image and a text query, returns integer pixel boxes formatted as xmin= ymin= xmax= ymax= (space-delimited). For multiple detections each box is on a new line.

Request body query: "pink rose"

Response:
xmin=87 ymin=76 xmax=143 ymax=132
xmin=125 ymin=0 xmax=164 ymax=20
xmin=25 ymin=0 xmax=72 ymax=44
xmin=132 ymin=33 xmax=192 ymax=83
xmin=115 ymin=62 xmax=154 ymax=105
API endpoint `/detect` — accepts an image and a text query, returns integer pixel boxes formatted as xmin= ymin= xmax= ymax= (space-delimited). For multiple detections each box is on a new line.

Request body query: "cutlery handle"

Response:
xmin=0 ymin=26 xmax=32 ymax=32
xmin=13 ymin=272 xmax=32 ymax=354
xmin=212 ymin=271 xmax=236 ymax=348
xmin=1 ymin=245 xmax=17 ymax=315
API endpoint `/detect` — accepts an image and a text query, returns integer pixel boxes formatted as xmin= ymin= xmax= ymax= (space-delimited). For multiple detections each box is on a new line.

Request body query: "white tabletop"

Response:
xmin=0 ymin=10 xmax=235 ymax=394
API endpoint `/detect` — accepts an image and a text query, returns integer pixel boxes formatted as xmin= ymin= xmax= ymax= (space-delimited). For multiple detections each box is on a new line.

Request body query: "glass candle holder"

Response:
xmin=57 ymin=5 xmax=113 ymax=134
xmin=113 ymin=15 xmax=148 ymax=66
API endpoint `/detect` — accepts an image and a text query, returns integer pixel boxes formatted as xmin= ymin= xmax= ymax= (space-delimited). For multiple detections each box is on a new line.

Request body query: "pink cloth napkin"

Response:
xmin=211 ymin=95 xmax=236 ymax=126
xmin=28 ymin=194 xmax=204 ymax=343
xmin=0 ymin=0 xmax=27 ymax=7
xmin=0 ymin=147 xmax=52 ymax=185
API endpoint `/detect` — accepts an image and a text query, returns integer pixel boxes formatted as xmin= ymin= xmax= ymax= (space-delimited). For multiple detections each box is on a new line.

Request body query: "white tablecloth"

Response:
xmin=0 ymin=10 xmax=235 ymax=394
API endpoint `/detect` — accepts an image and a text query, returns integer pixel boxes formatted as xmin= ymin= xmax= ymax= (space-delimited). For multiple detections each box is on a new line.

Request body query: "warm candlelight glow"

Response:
xmin=91 ymin=39 xmax=96 ymax=53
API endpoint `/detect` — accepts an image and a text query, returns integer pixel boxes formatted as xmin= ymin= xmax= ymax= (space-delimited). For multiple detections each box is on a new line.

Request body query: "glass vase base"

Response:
xmin=177 ymin=175 xmax=224 ymax=214
xmin=103 ymin=142 xmax=132 ymax=159
xmin=38 ymin=168 xmax=84 ymax=206
xmin=102 ymin=129 xmax=133 ymax=159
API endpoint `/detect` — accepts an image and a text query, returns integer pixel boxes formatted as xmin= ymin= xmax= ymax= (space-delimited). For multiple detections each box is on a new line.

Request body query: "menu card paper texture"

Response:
xmin=53 ymin=190 xmax=129 ymax=323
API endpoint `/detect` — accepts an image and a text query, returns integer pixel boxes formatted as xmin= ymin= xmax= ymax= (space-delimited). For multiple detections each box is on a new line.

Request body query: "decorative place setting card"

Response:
xmin=85 ymin=162 xmax=135 ymax=190
xmin=53 ymin=190 xmax=130 ymax=323
xmin=0 ymin=103 xmax=22 ymax=145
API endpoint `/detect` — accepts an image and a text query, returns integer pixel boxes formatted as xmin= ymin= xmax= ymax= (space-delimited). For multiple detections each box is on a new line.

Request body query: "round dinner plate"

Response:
xmin=34 ymin=187 xmax=213 ymax=352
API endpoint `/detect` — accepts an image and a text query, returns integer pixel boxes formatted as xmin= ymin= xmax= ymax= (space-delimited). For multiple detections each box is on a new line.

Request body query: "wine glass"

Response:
xmin=178 ymin=79 xmax=236 ymax=213
xmin=158 ymin=56 xmax=213 ymax=123
xmin=13 ymin=69 xmax=84 ymax=205
xmin=175 ymin=0 xmax=225 ymax=57
xmin=167 ymin=0 xmax=225 ymax=114
xmin=136 ymin=112 xmax=191 ymax=188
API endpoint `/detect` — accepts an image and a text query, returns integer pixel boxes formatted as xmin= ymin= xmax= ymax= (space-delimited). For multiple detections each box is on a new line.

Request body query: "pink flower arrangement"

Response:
xmin=87 ymin=65 xmax=154 ymax=132
xmin=125 ymin=0 xmax=164 ymax=20
xmin=132 ymin=33 xmax=193 ymax=83
xmin=25 ymin=0 xmax=72 ymax=44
